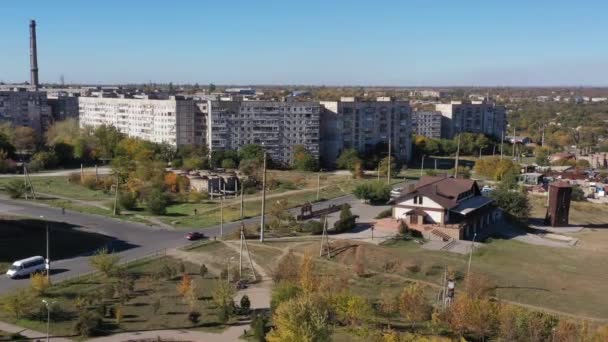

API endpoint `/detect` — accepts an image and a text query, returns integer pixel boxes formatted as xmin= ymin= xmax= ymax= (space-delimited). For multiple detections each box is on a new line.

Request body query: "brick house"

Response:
xmin=392 ymin=176 xmax=500 ymax=241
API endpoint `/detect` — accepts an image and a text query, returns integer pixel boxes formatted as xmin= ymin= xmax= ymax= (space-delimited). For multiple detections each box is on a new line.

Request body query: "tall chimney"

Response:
xmin=29 ymin=19 xmax=39 ymax=90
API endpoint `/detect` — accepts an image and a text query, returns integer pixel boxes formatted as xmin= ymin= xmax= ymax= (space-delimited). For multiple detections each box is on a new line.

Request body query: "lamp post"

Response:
xmin=420 ymin=155 xmax=426 ymax=177
xmin=42 ymin=299 xmax=55 ymax=342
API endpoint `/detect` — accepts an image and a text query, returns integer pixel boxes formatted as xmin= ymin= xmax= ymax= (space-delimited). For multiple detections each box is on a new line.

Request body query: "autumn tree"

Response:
xmin=267 ymin=198 xmax=295 ymax=232
xmin=30 ymin=272 xmax=50 ymax=296
xmin=13 ymin=126 xmax=37 ymax=151
xmin=398 ymin=283 xmax=432 ymax=322
xmin=378 ymin=290 xmax=398 ymax=327
xmin=212 ymin=280 xmax=236 ymax=323
xmin=272 ymin=250 xmax=300 ymax=283
xmin=89 ymin=247 xmax=120 ymax=279
xmin=177 ymin=273 xmax=193 ymax=298
xmin=332 ymin=292 xmax=372 ymax=326
xmin=293 ymin=145 xmax=319 ymax=171
xmin=378 ymin=156 xmax=397 ymax=177
xmin=266 ymin=295 xmax=331 ymax=342
xmin=336 ymin=148 xmax=361 ymax=171
xmin=299 ymin=253 xmax=318 ymax=294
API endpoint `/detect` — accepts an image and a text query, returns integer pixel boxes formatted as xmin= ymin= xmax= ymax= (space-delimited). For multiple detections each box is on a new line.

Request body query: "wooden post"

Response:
xmin=316 ymin=173 xmax=320 ymax=201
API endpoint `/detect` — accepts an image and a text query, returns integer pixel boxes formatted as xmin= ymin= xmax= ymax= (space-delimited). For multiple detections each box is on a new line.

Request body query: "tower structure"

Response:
xmin=29 ymin=19 xmax=39 ymax=90
xmin=545 ymin=182 xmax=572 ymax=227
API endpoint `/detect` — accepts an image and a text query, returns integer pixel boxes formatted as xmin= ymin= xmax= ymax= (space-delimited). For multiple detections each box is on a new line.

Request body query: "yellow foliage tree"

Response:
xmin=298 ymin=253 xmax=318 ymax=294
xmin=177 ymin=273 xmax=192 ymax=298
xmin=266 ymin=295 xmax=331 ymax=342
xmin=30 ymin=272 xmax=50 ymax=296
xmin=398 ymin=284 xmax=432 ymax=322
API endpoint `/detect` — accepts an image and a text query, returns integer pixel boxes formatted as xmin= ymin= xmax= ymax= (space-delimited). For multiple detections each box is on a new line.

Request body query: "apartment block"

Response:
xmin=207 ymin=100 xmax=320 ymax=165
xmin=412 ymin=111 xmax=442 ymax=139
xmin=48 ymin=93 xmax=79 ymax=121
xmin=0 ymin=88 xmax=51 ymax=135
xmin=435 ymin=100 xmax=506 ymax=139
xmin=320 ymin=97 xmax=412 ymax=166
xmin=78 ymin=95 xmax=201 ymax=146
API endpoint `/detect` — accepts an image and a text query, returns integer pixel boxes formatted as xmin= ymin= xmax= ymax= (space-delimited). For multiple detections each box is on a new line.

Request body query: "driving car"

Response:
xmin=186 ymin=232 xmax=205 ymax=240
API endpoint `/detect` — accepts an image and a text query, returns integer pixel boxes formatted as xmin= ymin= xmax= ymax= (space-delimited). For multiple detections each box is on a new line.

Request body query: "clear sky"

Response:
xmin=1 ymin=0 xmax=607 ymax=86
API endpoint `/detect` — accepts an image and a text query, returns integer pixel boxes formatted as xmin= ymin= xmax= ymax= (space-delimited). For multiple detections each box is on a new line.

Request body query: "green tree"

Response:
xmin=353 ymin=181 xmax=391 ymax=204
xmin=270 ymin=282 xmax=302 ymax=313
xmin=490 ymin=187 xmax=530 ymax=219
xmin=336 ymin=148 xmax=360 ymax=170
xmin=146 ymin=187 xmax=169 ymax=215
xmin=93 ymin=124 xmax=124 ymax=160
xmin=238 ymin=144 xmax=266 ymax=163
xmin=378 ymin=156 xmax=397 ymax=177
xmin=221 ymin=158 xmax=236 ymax=169
xmin=13 ymin=126 xmax=37 ymax=152
xmin=293 ymin=145 xmax=319 ymax=171
xmin=212 ymin=280 xmax=236 ymax=323
xmin=5 ymin=180 xmax=27 ymax=199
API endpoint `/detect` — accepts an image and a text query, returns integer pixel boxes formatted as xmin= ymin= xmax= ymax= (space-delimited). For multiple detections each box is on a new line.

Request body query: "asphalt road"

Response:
xmin=0 ymin=193 xmax=359 ymax=294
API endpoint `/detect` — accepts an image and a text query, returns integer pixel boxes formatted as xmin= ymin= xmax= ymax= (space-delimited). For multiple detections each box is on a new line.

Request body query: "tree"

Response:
xmin=93 ymin=124 xmax=123 ymax=160
xmin=353 ymin=181 xmax=391 ymax=204
xmin=46 ymin=119 xmax=81 ymax=146
xmin=445 ymin=295 xmax=499 ymax=340
xmin=89 ymin=247 xmax=120 ymax=278
xmin=352 ymin=160 xmax=365 ymax=179
xmin=270 ymin=281 xmax=302 ymax=313
xmin=31 ymin=150 xmax=58 ymax=170
xmin=266 ymin=295 xmax=331 ymax=342
xmin=208 ymin=83 xmax=216 ymax=93
xmin=239 ymin=144 xmax=266 ymax=164
xmin=146 ymin=187 xmax=169 ymax=215
xmin=334 ymin=204 xmax=357 ymax=233
xmin=250 ymin=313 xmax=269 ymax=342
xmin=212 ymin=280 xmax=236 ymax=323
xmin=30 ymin=272 xmax=50 ymax=296
xmin=183 ymin=156 xmax=208 ymax=171
xmin=293 ymin=145 xmax=319 ymax=171
xmin=299 ymin=253 xmax=318 ymax=294
xmin=272 ymin=251 xmax=300 ymax=284
xmin=398 ymin=284 xmax=432 ymax=322
xmin=1 ymin=289 xmax=34 ymax=319
xmin=571 ymin=186 xmax=586 ymax=201
xmin=177 ymin=273 xmax=193 ymax=298
xmin=336 ymin=149 xmax=360 ymax=170
xmin=333 ymin=292 xmax=372 ymax=326
xmin=378 ymin=156 xmax=397 ymax=177
xmin=378 ymin=290 xmax=398 ymax=327
xmin=13 ymin=126 xmax=37 ymax=151
xmin=221 ymin=158 xmax=237 ymax=169
xmin=5 ymin=180 xmax=26 ymax=199
xmin=268 ymin=199 xmax=295 ymax=231
xmin=490 ymin=187 xmax=530 ymax=219
xmin=73 ymin=311 xmax=102 ymax=337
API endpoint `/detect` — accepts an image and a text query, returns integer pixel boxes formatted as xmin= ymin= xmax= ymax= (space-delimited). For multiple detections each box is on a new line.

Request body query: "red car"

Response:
xmin=186 ymin=232 xmax=205 ymax=240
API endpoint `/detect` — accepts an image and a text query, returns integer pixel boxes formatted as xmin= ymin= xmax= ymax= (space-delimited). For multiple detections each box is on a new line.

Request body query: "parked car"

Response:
xmin=390 ymin=187 xmax=403 ymax=198
xmin=186 ymin=232 xmax=205 ymax=240
xmin=6 ymin=256 xmax=46 ymax=279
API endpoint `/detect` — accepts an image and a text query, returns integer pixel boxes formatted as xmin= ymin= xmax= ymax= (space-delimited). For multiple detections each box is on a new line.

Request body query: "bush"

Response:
xmin=188 ymin=190 xmax=208 ymax=203
xmin=240 ymin=295 xmax=251 ymax=314
xmin=118 ymin=192 xmax=138 ymax=210
xmin=571 ymin=186 xmax=586 ymax=201
xmin=250 ymin=313 xmax=269 ymax=342
xmin=353 ymin=181 xmax=391 ymax=204
xmin=221 ymin=158 xmax=237 ymax=169
xmin=73 ymin=311 xmax=102 ymax=337
xmin=146 ymin=188 xmax=169 ymax=215
xmin=81 ymin=175 xmax=99 ymax=190
xmin=299 ymin=220 xmax=323 ymax=234
xmin=375 ymin=208 xmax=393 ymax=219
xmin=5 ymin=180 xmax=26 ymax=199
xmin=333 ymin=204 xmax=358 ymax=233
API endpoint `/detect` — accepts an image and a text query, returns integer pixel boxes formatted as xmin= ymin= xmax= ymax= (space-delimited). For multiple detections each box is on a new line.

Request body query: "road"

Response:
xmin=0 ymin=193 xmax=359 ymax=294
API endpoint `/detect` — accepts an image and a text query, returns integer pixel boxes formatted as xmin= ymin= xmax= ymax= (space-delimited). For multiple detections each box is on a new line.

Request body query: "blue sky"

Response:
xmin=1 ymin=0 xmax=607 ymax=86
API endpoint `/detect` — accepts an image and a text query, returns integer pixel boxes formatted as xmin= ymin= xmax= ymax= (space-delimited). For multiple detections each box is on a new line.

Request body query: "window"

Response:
xmin=413 ymin=196 xmax=424 ymax=205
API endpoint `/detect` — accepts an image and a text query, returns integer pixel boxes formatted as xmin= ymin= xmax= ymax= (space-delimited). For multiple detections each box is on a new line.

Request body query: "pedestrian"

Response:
xmin=194 ymin=208 xmax=198 ymax=215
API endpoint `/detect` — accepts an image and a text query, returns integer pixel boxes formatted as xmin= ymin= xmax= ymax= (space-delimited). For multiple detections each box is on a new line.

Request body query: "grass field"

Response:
xmin=0 ymin=256 xmax=234 ymax=338
xmin=0 ymin=176 xmax=114 ymax=202
xmin=0 ymin=216 xmax=112 ymax=273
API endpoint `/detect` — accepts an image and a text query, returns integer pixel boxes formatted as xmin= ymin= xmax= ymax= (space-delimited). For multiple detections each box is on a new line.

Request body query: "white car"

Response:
xmin=6 ymin=256 xmax=46 ymax=279
xmin=390 ymin=187 xmax=403 ymax=198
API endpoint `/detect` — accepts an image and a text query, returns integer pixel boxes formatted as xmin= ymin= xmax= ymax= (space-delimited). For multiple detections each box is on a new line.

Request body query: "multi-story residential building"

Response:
xmin=78 ymin=95 xmax=201 ymax=146
xmin=412 ymin=111 xmax=442 ymax=139
xmin=0 ymin=88 xmax=51 ymax=135
xmin=320 ymin=97 xmax=412 ymax=167
xmin=410 ymin=89 xmax=449 ymax=99
xmin=48 ymin=92 xmax=79 ymax=121
xmin=435 ymin=100 xmax=506 ymax=139
xmin=207 ymin=100 xmax=320 ymax=165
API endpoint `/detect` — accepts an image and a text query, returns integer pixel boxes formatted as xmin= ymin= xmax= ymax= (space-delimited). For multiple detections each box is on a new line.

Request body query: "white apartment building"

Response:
xmin=78 ymin=95 xmax=200 ymax=146
xmin=435 ymin=100 xmax=506 ymax=139
xmin=320 ymin=97 xmax=412 ymax=166
xmin=207 ymin=100 xmax=320 ymax=165
xmin=412 ymin=111 xmax=442 ymax=139
xmin=0 ymin=88 xmax=51 ymax=135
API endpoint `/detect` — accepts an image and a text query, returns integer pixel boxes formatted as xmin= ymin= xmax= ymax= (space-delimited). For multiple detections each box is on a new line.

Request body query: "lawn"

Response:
xmin=0 ymin=216 xmax=112 ymax=273
xmin=0 ymin=256 xmax=237 ymax=338
xmin=0 ymin=176 xmax=114 ymax=202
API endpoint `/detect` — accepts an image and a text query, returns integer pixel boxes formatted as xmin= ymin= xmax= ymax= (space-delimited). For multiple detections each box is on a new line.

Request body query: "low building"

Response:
xmin=411 ymin=111 xmax=442 ymax=139
xmin=392 ymin=176 xmax=500 ymax=241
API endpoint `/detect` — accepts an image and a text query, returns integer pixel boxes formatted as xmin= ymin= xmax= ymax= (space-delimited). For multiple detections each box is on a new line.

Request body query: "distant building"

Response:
xmin=0 ymin=88 xmax=51 ymax=135
xmin=320 ymin=97 xmax=412 ymax=167
xmin=207 ymin=100 xmax=320 ymax=166
xmin=435 ymin=100 xmax=506 ymax=139
xmin=78 ymin=95 xmax=200 ymax=146
xmin=411 ymin=111 xmax=442 ymax=139
xmin=410 ymin=89 xmax=448 ymax=99
xmin=392 ymin=175 xmax=500 ymax=241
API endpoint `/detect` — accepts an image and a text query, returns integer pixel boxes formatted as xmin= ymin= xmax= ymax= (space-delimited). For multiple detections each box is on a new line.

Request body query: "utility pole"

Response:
xmin=240 ymin=184 xmax=244 ymax=219
xmin=42 ymin=299 xmax=54 ymax=342
xmin=260 ymin=151 xmax=267 ymax=242
xmin=466 ymin=233 xmax=477 ymax=290
xmin=239 ymin=224 xmax=243 ymax=279
xmin=420 ymin=155 xmax=426 ymax=177
xmin=454 ymin=134 xmax=461 ymax=178
xmin=40 ymin=215 xmax=50 ymax=283
xmin=387 ymin=137 xmax=392 ymax=184
xmin=319 ymin=216 xmax=330 ymax=258
xmin=434 ymin=158 xmax=437 ymax=170
xmin=220 ymin=191 xmax=224 ymax=239
xmin=316 ymin=173 xmax=320 ymax=201
xmin=113 ymin=175 xmax=119 ymax=216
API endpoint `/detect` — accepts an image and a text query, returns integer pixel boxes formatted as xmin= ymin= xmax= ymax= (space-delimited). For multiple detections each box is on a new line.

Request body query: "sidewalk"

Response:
xmin=0 ymin=321 xmax=73 ymax=341
xmin=87 ymin=324 xmax=248 ymax=342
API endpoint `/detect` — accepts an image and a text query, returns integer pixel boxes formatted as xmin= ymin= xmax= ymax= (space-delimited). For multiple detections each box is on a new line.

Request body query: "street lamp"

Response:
xmin=41 ymin=299 xmax=55 ymax=342
xmin=466 ymin=232 xmax=477 ymax=290
xmin=420 ymin=155 xmax=426 ymax=177
xmin=40 ymin=215 xmax=50 ymax=283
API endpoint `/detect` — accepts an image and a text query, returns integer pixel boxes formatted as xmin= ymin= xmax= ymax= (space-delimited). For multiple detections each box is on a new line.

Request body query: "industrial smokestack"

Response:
xmin=29 ymin=19 xmax=39 ymax=90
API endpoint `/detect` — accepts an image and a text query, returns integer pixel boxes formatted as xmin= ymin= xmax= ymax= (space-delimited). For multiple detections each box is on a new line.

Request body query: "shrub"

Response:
xmin=250 ymin=313 xmax=269 ymax=342
xmin=353 ymin=181 xmax=391 ymax=204
xmin=73 ymin=311 xmax=102 ymax=337
xmin=189 ymin=190 xmax=208 ymax=203
xmin=146 ymin=188 xmax=169 ymax=215
xmin=81 ymin=175 xmax=99 ymax=190
xmin=406 ymin=264 xmax=421 ymax=274
xmin=5 ymin=180 xmax=26 ymax=199
xmin=30 ymin=273 xmax=50 ymax=297
xmin=118 ymin=192 xmax=138 ymax=210
xmin=571 ymin=186 xmax=586 ymax=201
xmin=298 ymin=220 xmax=323 ymax=234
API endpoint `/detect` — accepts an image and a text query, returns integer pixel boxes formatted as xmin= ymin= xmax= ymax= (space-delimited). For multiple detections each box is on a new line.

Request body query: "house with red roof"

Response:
xmin=392 ymin=175 xmax=500 ymax=241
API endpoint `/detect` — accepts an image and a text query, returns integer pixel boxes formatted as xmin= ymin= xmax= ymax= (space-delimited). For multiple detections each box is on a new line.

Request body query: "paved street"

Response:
xmin=0 ymin=193 xmax=359 ymax=294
